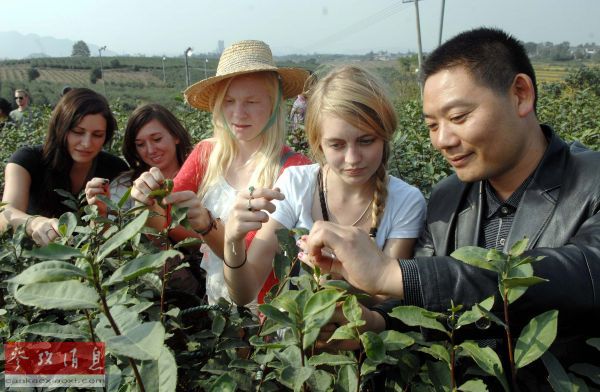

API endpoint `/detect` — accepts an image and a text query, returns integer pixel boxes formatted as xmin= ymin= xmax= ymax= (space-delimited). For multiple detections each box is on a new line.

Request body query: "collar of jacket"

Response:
xmin=437 ymin=125 xmax=567 ymax=253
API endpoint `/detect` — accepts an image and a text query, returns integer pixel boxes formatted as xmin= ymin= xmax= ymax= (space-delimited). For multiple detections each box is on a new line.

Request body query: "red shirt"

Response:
xmin=173 ymin=140 xmax=311 ymax=304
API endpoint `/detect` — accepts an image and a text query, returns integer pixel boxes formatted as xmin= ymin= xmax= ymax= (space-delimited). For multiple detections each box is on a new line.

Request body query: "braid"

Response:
xmin=370 ymin=163 xmax=388 ymax=240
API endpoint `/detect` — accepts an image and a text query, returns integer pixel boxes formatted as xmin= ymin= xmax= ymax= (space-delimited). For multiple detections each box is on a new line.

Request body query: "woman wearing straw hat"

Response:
xmin=131 ymin=40 xmax=311 ymax=306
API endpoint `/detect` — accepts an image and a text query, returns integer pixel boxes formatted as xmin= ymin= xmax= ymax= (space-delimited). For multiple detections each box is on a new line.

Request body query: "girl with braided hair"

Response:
xmin=223 ymin=65 xmax=426 ymax=306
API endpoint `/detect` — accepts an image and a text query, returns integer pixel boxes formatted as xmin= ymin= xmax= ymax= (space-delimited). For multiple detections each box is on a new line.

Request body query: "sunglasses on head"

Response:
xmin=15 ymin=96 xmax=25 ymax=100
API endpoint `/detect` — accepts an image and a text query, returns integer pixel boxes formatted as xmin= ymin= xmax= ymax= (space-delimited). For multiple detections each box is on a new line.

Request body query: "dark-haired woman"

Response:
xmin=85 ymin=103 xmax=192 ymax=214
xmin=1 ymin=88 xmax=128 ymax=246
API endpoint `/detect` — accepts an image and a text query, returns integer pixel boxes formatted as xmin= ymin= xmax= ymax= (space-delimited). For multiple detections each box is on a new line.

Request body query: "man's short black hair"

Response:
xmin=421 ymin=27 xmax=538 ymax=110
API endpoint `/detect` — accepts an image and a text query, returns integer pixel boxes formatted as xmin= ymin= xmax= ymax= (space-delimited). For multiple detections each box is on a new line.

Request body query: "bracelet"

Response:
xmin=223 ymin=252 xmax=247 ymax=269
xmin=196 ymin=209 xmax=219 ymax=236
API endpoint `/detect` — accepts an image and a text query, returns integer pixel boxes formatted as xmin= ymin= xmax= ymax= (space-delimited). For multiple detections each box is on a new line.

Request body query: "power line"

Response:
xmin=303 ymin=1 xmax=409 ymax=52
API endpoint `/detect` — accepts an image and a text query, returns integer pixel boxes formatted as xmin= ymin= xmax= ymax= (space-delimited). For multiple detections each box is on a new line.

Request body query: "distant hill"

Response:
xmin=0 ymin=31 xmax=117 ymax=59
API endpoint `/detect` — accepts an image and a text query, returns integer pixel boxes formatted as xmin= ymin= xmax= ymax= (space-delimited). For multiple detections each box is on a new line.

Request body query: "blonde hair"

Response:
xmin=305 ymin=66 xmax=398 ymax=234
xmin=197 ymin=71 xmax=287 ymax=197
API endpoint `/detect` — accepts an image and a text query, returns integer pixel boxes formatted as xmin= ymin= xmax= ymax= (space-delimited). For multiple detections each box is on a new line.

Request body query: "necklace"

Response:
xmin=318 ymin=167 xmax=375 ymax=230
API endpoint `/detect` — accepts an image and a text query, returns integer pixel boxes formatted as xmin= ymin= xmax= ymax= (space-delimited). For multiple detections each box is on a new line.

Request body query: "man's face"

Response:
xmin=422 ymin=66 xmax=528 ymax=185
xmin=14 ymin=93 xmax=29 ymax=109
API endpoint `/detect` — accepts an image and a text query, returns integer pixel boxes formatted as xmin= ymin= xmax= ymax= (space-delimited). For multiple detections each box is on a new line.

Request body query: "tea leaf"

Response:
xmin=389 ymin=305 xmax=447 ymax=334
xmin=275 ymin=345 xmax=303 ymax=368
xmin=106 ymin=321 xmax=165 ymax=360
xmin=139 ymin=345 xmax=177 ymax=392
xmin=97 ymin=209 xmax=149 ymax=261
xmin=280 ymin=365 xmax=314 ymax=392
xmin=459 ymin=341 xmax=508 ymax=391
xmin=305 ymin=369 xmax=334 ymax=392
xmin=15 ymin=281 xmax=99 ymax=310
xmin=25 ymin=243 xmax=83 ymax=260
xmin=336 ymin=364 xmax=358 ymax=392
xmin=58 ymin=212 xmax=77 ymax=238
xmin=329 ymin=324 xmax=358 ymax=342
xmin=569 ymin=363 xmax=600 ymax=386
xmin=426 ymin=360 xmax=451 ymax=392
xmin=456 ymin=296 xmax=495 ymax=328
xmin=503 ymin=276 xmax=548 ymax=289
xmin=380 ymin=330 xmax=415 ymax=351
xmin=418 ymin=343 xmax=450 ymax=364
xmin=104 ymin=249 xmax=182 ymax=286
xmin=259 ymin=303 xmax=295 ymax=327
xmin=303 ymin=288 xmax=343 ymax=323
xmin=21 ymin=322 xmax=88 ymax=339
xmin=515 ymin=310 xmax=558 ymax=368
xmin=458 ymin=379 xmax=488 ymax=392
xmin=360 ymin=331 xmax=385 ymax=362
xmin=307 ymin=352 xmax=356 ymax=366
xmin=451 ymin=246 xmax=499 ymax=272
xmin=208 ymin=374 xmax=236 ymax=392
xmin=509 ymin=238 xmax=529 ymax=256
xmin=7 ymin=260 xmax=87 ymax=284
xmin=541 ymin=351 xmax=573 ymax=392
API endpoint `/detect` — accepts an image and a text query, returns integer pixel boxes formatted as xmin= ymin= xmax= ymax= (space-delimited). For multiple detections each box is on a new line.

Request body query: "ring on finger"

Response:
xmin=247 ymin=198 xmax=253 ymax=211
xmin=248 ymin=185 xmax=255 ymax=199
xmin=46 ymin=228 xmax=55 ymax=237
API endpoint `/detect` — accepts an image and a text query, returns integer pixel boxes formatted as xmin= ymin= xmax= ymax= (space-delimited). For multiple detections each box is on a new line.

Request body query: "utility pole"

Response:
xmin=184 ymin=47 xmax=193 ymax=87
xmin=403 ymin=0 xmax=424 ymax=98
xmin=438 ymin=0 xmax=446 ymax=47
xmin=98 ymin=46 xmax=107 ymax=96
xmin=162 ymin=56 xmax=166 ymax=83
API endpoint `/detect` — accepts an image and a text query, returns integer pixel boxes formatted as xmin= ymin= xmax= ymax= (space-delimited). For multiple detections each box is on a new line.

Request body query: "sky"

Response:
xmin=1 ymin=0 xmax=599 ymax=56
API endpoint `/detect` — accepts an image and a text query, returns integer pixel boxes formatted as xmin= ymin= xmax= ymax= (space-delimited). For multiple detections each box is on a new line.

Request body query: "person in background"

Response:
xmin=130 ymin=40 xmax=312 ymax=307
xmin=10 ymin=89 xmax=31 ymax=126
xmin=1 ymin=88 xmax=128 ymax=246
xmin=85 ymin=103 xmax=193 ymax=214
xmin=223 ymin=66 xmax=426 ymax=306
xmin=0 ymin=98 xmax=12 ymax=130
xmin=298 ymin=27 xmax=600 ymax=385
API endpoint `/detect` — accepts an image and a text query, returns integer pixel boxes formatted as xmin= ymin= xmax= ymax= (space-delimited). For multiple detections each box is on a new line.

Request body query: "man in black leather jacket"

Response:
xmin=299 ymin=27 xmax=600 ymax=382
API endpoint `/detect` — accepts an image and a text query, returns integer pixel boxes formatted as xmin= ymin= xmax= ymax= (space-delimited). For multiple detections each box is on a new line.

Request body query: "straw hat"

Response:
xmin=184 ymin=40 xmax=309 ymax=111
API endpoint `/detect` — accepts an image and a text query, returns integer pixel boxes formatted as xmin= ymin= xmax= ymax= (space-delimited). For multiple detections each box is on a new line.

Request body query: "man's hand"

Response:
xmin=297 ymin=221 xmax=404 ymax=298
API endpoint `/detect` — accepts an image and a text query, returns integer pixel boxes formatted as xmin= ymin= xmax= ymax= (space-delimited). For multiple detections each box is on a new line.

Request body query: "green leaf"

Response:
xmin=105 ymin=321 xmax=165 ymax=360
xmin=280 ymin=366 xmax=314 ymax=392
xmin=456 ymin=296 xmax=494 ymax=328
xmin=459 ymin=341 xmax=508 ymax=391
xmin=21 ymin=322 xmax=87 ymax=339
xmin=305 ymin=369 xmax=334 ymax=392
xmin=569 ymin=363 xmax=600 ymax=386
xmin=249 ymin=335 xmax=288 ymax=349
xmin=209 ymin=374 xmax=237 ymax=392
xmin=303 ymin=289 xmax=343 ymax=346
xmin=118 ymin=186 xmax=132 ymax=208
xmin=514 ymin=310 xmax=558 ymax=368
xmin=15 ymin=281 xmax=99 ymax=310
xmin=418 ymin=343 xmax=450 ymax=364
xmin=509 ymin=237 xmax=529 ymax=256
xmin=427 ymin=360 xmax=451 ymax=392
xmin=307 ymin=352 xmax=356 ymax=367
xmin=542 ymin=351 xmax=574 ymax=392
xmin=259 ymin=303 xmax=295 ymax=327
xmin=328 ymin=324 xmax=358 ymax=342
xmin=321 ymin=279 xmax=352 ymax=291
xmin=173 ymin=237 xmax=202 ymax=249
xmin=211 ymin=314 xmax=226 ymax=336
xmin=58 ymin=212 xmax=77 ymax=238
xmin=104 ymin=249 xmax=182 ymax=286
xmin=451 ymin=246 xmax=499 ymax=272
xmin=271 ymin=290 xmax=300 ymax=320
xmin=506 ymin=263 xmax=534 ymax=304
xmin=273 ymin=253 xmax=292 ymax=283
xmin=95 ymin=304 xmax=141 ymax=341
xmin=343 ymin=295 xmax=363 ymax=323
xmin=7 ymin=260 xmax=87 ymax=284
xmin=389 ymin=305 xmax=448 ymax=334
xmin=587 ymin=338 xmax=600 ymax=352
xmin=503 ymin=276 xmax=548 ymax=289
xmin=275 ymin=345 xmax=303 ymax=368
xmin=336 ymin=364 xmax=358 ymax=392
xmin=25 ymin=243 xmax=83 ymax=260
xmin=97 ymin=209 xmax=149 ymax=261
xmin=139 ymin=346 xmax=178 ymax=392
xmin=360 ymin=331 xmax=385 ymax=362
xmin=458 ymin=379 xmax=489 ymax=392
xmin=380 ymin=330 xmax=415 ymax=351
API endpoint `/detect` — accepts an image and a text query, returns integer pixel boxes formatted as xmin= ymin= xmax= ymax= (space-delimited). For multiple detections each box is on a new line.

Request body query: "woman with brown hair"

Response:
xmin=2 ymin=88 xmax=128 ymax=245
